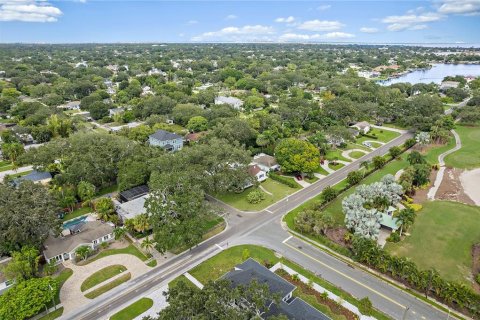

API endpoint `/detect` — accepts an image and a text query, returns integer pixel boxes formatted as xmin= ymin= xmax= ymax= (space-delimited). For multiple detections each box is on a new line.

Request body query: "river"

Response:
xmin=378 ymin=63 xmax=480 ymax=86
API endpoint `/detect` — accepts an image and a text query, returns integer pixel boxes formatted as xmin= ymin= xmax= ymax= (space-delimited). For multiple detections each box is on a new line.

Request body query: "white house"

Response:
xmin=248 ymin=164 xmax=267 ymax=182
xmin=215 ymin=96 xmax=244 ymax=110
xmin=109 ymin=107 xmax=125 ymax=117
xmin=352 ymin=121 xmax=371 ymax=134
xmin=43 ymin=221 xmax=114 ymax=265
xmin=252 ymin=153 xmax=280 ymax=172
xmin=0 ymin=258 xmax=14 ymax=295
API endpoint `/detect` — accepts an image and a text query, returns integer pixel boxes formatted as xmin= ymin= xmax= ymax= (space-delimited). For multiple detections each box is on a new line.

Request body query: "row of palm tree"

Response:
xmin=352 ymin=237 xmax=480 ymax=317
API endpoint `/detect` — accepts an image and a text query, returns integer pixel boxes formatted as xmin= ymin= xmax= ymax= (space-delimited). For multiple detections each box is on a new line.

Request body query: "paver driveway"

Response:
xmin=60 ymin=254 xmax=150 ymax=313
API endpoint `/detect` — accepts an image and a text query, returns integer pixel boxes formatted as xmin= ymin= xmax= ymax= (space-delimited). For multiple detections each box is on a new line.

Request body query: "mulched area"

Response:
xmin=325 ymin=227 xmax=349 ymax=247
xmin=472 ymin=244 xmax=480 ymax=293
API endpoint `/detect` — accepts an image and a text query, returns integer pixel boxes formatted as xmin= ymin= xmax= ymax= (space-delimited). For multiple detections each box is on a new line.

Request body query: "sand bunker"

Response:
xmin=460 ymin=168 xmax=480 ymax=205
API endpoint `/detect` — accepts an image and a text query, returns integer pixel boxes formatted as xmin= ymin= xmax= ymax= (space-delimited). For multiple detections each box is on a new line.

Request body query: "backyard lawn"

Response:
xmin=214 ymin=178 xmax=300 ymax=211
xmin=355 ymin=128 xmax=400 ymax=143
xmin=62 ymin=206 xmax=91 ymax=221
xmin=109 ymin=297 xmax=153 ymax=320
xmin=385 ymin=201 xmax=480 ymax=287
xmin=81 ymin=265 xmax=127 ymax=292
xmin=444 ymin=124 xmax=480 ymax=169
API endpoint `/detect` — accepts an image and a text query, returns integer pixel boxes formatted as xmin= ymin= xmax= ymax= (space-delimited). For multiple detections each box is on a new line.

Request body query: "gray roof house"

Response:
xmin=148 ymin=129 xmax=183 ymax=151
xmin=223 ymin=259 xmax=330 ymax=320
xmin=215 ymin=96 xmax=244 ymax=110
xmin=115 ymin=194 xmax=148 ymax=221
xmin=351 ymin=121 xmax=371 ymax=134
xmin=252 ymin=153 xmax=280 ymax=172
xmin=43 ymin=221 xmax=114 ymax=265
xmin=12 ymin=170 xmax=52 ymax=187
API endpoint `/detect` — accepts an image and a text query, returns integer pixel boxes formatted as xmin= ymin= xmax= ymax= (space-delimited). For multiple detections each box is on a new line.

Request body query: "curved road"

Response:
xmin=60 ymin=131 xmax=458 ymax=320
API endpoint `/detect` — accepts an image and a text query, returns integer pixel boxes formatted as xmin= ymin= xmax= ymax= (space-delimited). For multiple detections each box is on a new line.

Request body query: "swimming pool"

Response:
xmin=63 ymin=215 xmax=88 ymax=229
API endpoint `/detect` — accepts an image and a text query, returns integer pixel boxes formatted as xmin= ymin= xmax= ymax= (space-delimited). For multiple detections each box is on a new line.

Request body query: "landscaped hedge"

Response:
xmin=269 ymin=172 xmax=300 ymax=188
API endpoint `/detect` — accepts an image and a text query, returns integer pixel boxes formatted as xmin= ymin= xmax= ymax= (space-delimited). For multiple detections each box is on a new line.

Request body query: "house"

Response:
xmin=248 ymin=164 xmax=267 ymax=183
xmin=43 ymin=221 xmax=114 ymax=265
xmin=373 ymin=65 xmax=400 ymax=72
xmin=109 ymin=107 xmax=124 ymax=117
xmin=223 ymin=259 xmax=329 ymax=320
xmin=348 ymin=128 xmax=360 ymax=138
xmin=0 ymin=258 xmax=14 ymax=295
xmin=115 ymin=194 xmax=148 ymax=221
xmin=351 ymin=121 xmax=371 ymax=134
xmin=58 ymin=101 xmax=81 ymax=110
xmin=184 ymin=131 xmax=205 ymax=144
xmin=440 ymin=81 xmax=460 ymax=91
xmin=252 ymin=153 xmax=280 ymax=172
xmin=118 ymin=184 xmax=149 ymax=203
xmin=12 ymin=170 xmax=52 ymax=187
xmin=215 ymin=96 xmax=244 ymax=110
xmin=148 ymin=130 xmax=183 ymax=151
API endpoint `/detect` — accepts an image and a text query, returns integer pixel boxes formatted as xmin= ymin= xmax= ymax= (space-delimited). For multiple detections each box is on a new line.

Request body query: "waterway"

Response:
xmin=378 ymin=63 xmax=480 ymax=86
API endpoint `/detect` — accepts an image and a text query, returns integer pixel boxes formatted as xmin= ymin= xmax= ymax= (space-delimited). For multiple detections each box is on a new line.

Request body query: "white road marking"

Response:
xmin=215 ymin=243 xmax=223 ymax=250
xmin=265 ymin=209 xmax=273 ymax=213
xmin=282 ymin=236 xmax=293 ymax=244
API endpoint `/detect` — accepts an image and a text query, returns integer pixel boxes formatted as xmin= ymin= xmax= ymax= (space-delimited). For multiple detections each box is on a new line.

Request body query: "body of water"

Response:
xmin=379 ymin=63 xmax=480 ymax=86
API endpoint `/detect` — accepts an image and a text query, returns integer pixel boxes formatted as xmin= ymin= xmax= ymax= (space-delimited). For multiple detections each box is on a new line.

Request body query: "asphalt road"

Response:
xmin=60 ymin=131 xmax=456 ymax=320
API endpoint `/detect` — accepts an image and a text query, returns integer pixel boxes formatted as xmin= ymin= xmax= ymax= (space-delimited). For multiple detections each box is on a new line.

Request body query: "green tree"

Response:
xmin=372 ymin=156 xmax=387 ymax=170
xmin=2 ymin=246 xmax=40 ymax=282
xmin=186 ymin=116 xmax=208 ymax=132
xmin=346 ymin=170 xmax=363 ymax=186
xmin=388 ymin=146 xmax=402 ymax=159
xmin=141 ymin=237 xmax=155 ymax=255
xmin=275 ymin=138 xmax=319 ymax=174
xmin=0 ymin=277 xmax=57 ymax=320
xmin=407 ymin=151 xmax=426 ymax=165
xmin=77 ymin=181 xmax=96 ymax=206
xmin=94 ymin=197 xmax=115 ymax=222
xmin=1 ymin=142 xmax=24 ymax=163
xmin=321 ymin=186 xmax=338 ymax=203
xmin=113 ymin=227 xmax=127 ymax=242
xmin=0 ymin=182 xmax=60 ymax=255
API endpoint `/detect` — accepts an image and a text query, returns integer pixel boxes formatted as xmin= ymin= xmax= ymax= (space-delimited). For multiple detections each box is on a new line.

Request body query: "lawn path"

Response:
xmin=427 ymin=129 xmax=461 ymax=200
xmin=259 ymin=185 xmax=273 ymax=195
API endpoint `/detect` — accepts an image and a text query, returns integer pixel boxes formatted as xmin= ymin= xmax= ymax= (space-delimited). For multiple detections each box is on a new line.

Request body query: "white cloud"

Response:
xmin=323 ymin=32 xmax=355 ymax=39
xmin=437 ymin=0 xmax=480 ymax=15
xmin=297 ymin=19 xmax=344 ymax=31
xmin=360 ymin=27 xmax=379 ymax=33
xmin=275 ymin=16 xmax=295 ymax=23
xmin=317 ymin=4 xmax=331 ymax=11
xmin=279 ymin=31 xmax=354 ymax=42
xmin=225 ymin=14 xmax=237 ymax=20
xmin=191 ymin=25 xmax=275 ymax=42
xmin=0 ymin=0 xmax=62 ymax=22
xmin=382 ymin=12 xmax=443 ymax=31
xmin=187 ymin=20 xmax=198 ymax=25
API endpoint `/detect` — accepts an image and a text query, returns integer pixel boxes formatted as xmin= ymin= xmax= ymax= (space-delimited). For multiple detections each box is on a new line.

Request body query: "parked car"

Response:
xmin=295 ymin=174 xmax=303 ymax=181
xmin=363 ymin=141 xmax=372 ymax=148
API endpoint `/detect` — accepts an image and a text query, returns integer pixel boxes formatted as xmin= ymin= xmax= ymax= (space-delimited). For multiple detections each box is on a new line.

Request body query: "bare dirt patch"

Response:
xmin=436 ymin=168 xmax=475 ymax=205
xmin=472 ymin=244 xmax=480 ymax=293
xmin=325 ymin=227 xmax=348 ymax=247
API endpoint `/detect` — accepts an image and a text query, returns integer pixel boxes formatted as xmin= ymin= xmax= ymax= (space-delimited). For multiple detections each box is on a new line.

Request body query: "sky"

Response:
xmin=0 ymin=0 xmax=479 ymax=44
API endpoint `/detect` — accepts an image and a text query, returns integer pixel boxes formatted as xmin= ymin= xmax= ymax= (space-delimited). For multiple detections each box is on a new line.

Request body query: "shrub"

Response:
xmin=405 ymin=203 xmax=423 ymax=212
xmin=263 ymin=259 xmax=272 ymax=268
xmin=269 ymin=172 xmax=299 ymax=188
xmin=246 ymin=189 xmax=265 ymax=204
xmin=387 ymin=232 xmax=400 ymax=243
xmin=358 ymin=297 xmax=373 ymax=316
xmin=476 ymin=273 xmax=480 ymax=285
xmin=242 ymin=248 xmax=250 ymax=261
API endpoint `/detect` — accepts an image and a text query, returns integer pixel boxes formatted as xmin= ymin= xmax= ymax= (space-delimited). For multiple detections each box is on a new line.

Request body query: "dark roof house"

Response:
xmin=148 ymin=129 xmax=184 ymax=151
xmin=12 ymin=170 xmax=52 ymax=187
xmin=222 ymin=259 xmax=330 ymax=320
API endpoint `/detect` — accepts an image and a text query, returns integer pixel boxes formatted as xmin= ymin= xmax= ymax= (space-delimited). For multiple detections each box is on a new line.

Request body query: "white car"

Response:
xmin=362 ymin=141 xmax=372 ymax=148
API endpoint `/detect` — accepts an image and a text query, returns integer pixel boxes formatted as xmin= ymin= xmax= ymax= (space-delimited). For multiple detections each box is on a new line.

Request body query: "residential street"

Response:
xmin=59 ymin=131 xmax=456 ymax=320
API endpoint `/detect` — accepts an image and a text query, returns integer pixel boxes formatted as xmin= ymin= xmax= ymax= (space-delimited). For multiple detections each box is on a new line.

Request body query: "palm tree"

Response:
xmin=396 ymin=208 xmax=416 ymax=236
xmin=113 ymin=227 xmax=127 ymax=242
xmin=360 ymin=160 xmax=370 ymax=171
xmin=141 ymin=237 xmax=155 ymax=255
xmin=75 ymin=245 xmax=91 ymax=261
xmin=134 ymin=214 xmax=150 ymax=233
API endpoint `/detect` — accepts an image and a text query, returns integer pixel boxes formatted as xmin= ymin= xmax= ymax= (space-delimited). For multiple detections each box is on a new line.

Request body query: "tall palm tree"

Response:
xmin=397 ymin=208 xmax=416 ymax=236
xmin=360 ymin=160 xmax=370 ymax=171
xmin=113 ymin=227 xmax=127 ymax=242
xmin=75 ymin=245 xmax=91 ymax=261
xmin=141 ymin=237 xmax=155 ymax=255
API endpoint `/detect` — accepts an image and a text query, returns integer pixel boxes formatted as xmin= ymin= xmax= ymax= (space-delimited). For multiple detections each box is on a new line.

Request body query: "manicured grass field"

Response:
xmin=62 ymin=206 xmax=91 ymax=221
xmin=214 ymin=178 xmax=300 ymax=211
xmin=38 ymin=307 xmax=64 ymax=320
xmin=444 ymin=124 xmax=480 ymax=169
xmin=0 ymin=161 xmax=13 ymax=172
xmin=355 ymin=128 xmax=400 ymax=143
xmin=328 ymin=162 xmax=344 ymax=171
xmin=421 ymin=136 xmax=455 ymax=165
xmin=109 ymin=297 xmax=153 ymax=320
xmin=81 ymin=265 xmax=127 ymax=292
xmin=324 ymin=149 xmax=350 ymax=162
xmin=348 ymin=150 xmax=368 ymax=159
xmin=85 ymin=273 xmax=131 ymax=299
xmin=84 ymin=243 xmax=148 ymax=264
xmin=385 ymin=201 xmax=480 ymax=286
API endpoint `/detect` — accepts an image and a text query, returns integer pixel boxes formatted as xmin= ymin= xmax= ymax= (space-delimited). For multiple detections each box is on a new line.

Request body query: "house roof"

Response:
xmin=253 ymin=153 xmax=278 ymax=168
xmin=353 ymin=121 xmax=370 ymax=129
xmin=380 ymin=213 xmax=399 ymax=230
xmin=149 ymin=129 xmax=182 ymax=142
xmin=222 ymin=259 xmax=329 ymax=320
xmin=215 ymin=96 xmax=243 ymax=105
xmin=222 ymin=259 xmax=295 ymax=298
xmin=248 ymin=164 xmax=263 ymax=177
xmin=117 ymin=194 xmax=148 ymax=220
xmin=13 ymin=170 xmax=52 ymax=186
xmin=43 ymin=221 xmax=114 ymax=259
xmin=185 ymin=131 xmax=205 ymax=142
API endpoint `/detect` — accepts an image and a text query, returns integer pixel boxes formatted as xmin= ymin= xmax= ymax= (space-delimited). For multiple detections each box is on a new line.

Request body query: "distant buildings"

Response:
xmin=148 ymin=129 xmax=184 ymax=151
xmin=440 ymin=81 xmax=460 ymax=91
xmin=373 ymin=65 xmax=400 ymax=72
xmin=215 ymin=96 xmax=244 ymax=110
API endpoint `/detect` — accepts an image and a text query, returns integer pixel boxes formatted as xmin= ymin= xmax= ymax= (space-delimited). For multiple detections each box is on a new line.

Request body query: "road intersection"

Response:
xmin=60 ymin=131 xmax=459 ymax=320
